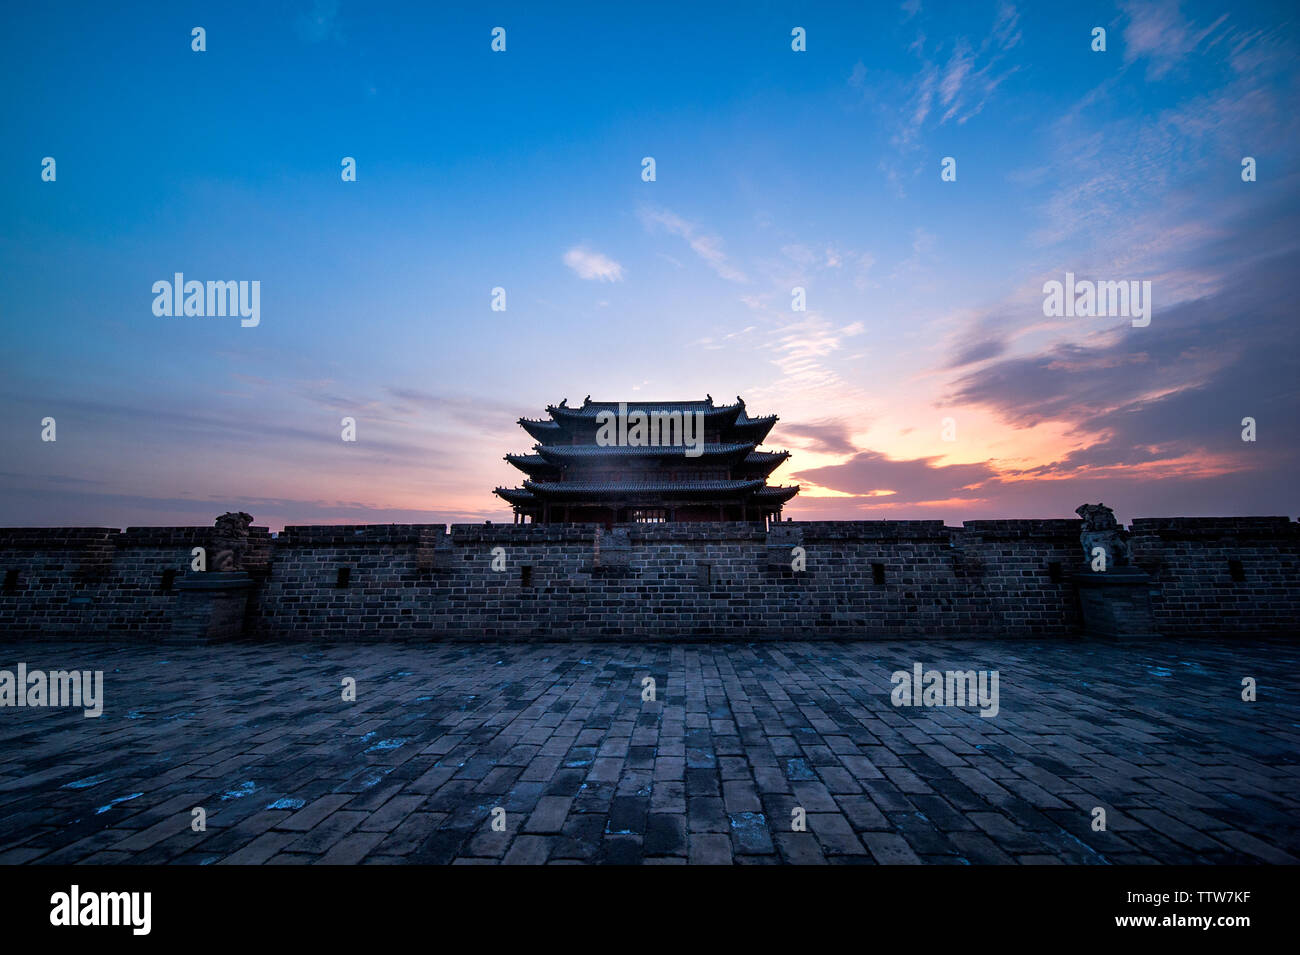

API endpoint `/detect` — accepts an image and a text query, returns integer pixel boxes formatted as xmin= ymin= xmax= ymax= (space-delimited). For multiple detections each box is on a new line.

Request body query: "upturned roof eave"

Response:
xmin=532 ymin=442 xmax=756 ymax=463
xmin=521 ymin=478 xmax=768 ymax=500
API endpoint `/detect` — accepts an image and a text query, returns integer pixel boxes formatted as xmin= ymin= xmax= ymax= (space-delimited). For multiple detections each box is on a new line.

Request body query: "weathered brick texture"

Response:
xmin=0 ymin=517 xmax=1295 ymax=640
xmin=1129 ymin=517 xmax=1300 ymax=634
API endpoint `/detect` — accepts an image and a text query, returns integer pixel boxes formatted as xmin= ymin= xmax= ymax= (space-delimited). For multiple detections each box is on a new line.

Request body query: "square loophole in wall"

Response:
xmin=336 ymin=567 xmax=352 ymax=589
xmin=871 ymin=562 xmax=886 ymax=585
xmin=1048 ymin=561 xmax=1063 ymax=583
xmin=1228 ymin=558 xmax=1246 ymax=582
xmin=159 ymin=569 xmax=178 ymax=593
xmin=520 ymin=565 xmax=533 ymax=588
xmin=2 ymin=569 xmax=17 ymax=595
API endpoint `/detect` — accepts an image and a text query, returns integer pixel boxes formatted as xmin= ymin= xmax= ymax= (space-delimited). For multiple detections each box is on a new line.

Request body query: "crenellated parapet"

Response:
xmin=1 ymin=511 xmax=1296 ymax=641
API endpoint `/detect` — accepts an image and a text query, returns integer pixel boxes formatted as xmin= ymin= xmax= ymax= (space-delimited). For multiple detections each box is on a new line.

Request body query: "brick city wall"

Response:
xmin=1129 ymin=517 xmax=1300 ymax=634
xmin=0 ymin=517 xmax=1296 ymax=640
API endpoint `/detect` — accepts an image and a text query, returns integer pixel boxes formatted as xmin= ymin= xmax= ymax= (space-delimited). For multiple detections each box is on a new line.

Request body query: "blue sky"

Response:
xmin=2 ymin=0 xmax=1297 ymax=529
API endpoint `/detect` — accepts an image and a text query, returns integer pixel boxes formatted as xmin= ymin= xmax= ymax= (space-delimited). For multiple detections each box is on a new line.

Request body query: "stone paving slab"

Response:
xmin=0 ymin=636 xmax=1296 ymax=865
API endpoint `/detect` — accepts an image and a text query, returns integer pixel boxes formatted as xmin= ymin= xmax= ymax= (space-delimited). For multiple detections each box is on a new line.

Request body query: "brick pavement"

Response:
xmin=0 ymin=637 xmax=1297 ymax=864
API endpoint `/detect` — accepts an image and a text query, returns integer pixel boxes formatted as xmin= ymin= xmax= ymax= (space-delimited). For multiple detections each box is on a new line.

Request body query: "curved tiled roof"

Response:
xmin=504 ymin=454 xmax=560 ymax=476
xmin=547 ymin=396 xmax=741 ymax=416
xmin=521 ymin=479 xmax=765 ymax=500
xmin=752 ymin=485 xmax=801 ymax=503
xmin=494 ymin=487 xmax=538 ymax=504
xmin=544 ymin=397 xmax=748 ymax=432
xmin=535 ymin=442 xmax=755 ymax=461
xmin=741 ymin=450 xmax=790 ymax=465
xmin=728 ymin=413 xmax=778 ymax=443
xmin=519 ymin=421 xmax=562 ymax=445
xmin=735 ymin=450 xmax=790 ymax=478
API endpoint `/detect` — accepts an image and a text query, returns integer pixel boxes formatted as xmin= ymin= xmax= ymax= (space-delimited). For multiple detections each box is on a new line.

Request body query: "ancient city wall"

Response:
xmin=0 ymin=517 xmax=1295 ymax=640
xmin=1129 ymin=517 xmax=1300 ymax=634
xmin=0 ymin=526 xmax=273 ymax=638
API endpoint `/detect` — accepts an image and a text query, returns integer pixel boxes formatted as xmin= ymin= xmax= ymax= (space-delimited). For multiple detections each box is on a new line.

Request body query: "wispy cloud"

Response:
xmin=563 ymin=246 xmax=625 ymax=282
xmin=780 ymin=419 xmax=859 ymax=455
xmin=1121 ymin=0 xmax=1228 ymax=79
xmin=1031 ymin=25 xmax=1298 ymax=259
xmin=795 ymin=450 xmax=998 ymax=505
xmin=638 ymin=206 xmax=747 ymax=282
xmin=858 ymin=0 xmax=1021 ymax=159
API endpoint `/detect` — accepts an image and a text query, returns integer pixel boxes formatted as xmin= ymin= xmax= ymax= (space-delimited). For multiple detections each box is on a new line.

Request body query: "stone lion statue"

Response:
xmin=1075 ymin=503 xmax=1130 ymax=567
xmin=211 ymin=511 xmax=254 ymax=572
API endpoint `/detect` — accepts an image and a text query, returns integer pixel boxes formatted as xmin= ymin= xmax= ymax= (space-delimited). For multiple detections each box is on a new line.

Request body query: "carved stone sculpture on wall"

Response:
xmin=211 ymin=511 xmax=254 ymax=572
xmin=1075 ymin=502 xmax=1131 ymax=567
